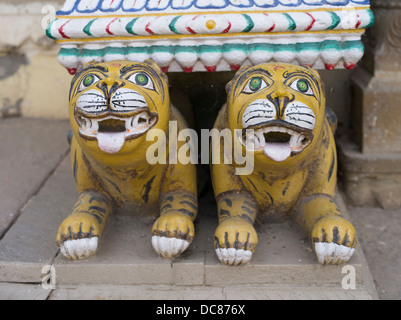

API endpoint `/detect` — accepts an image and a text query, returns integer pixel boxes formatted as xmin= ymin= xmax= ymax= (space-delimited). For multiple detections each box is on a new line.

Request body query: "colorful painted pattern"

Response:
xmin=57 ymin=37 xmax=365 ymax=74
xmin=57 ymin=0 xmax=370 ymax=15
xmin=48 ymin=9 xmax=374 ymax=40
xmin=49 ymin=0 xmax=372 ymax=73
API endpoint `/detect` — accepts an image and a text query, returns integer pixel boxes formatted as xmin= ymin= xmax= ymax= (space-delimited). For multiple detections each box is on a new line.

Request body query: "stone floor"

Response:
xmin=0 ymin=117 xmax=399 ymax=300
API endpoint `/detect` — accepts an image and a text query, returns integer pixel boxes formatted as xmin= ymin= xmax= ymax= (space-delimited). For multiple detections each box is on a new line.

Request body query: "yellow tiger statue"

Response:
xmin=212 ymin=63 xmax=357 ymax=265
xmin=57 ymin=59 xmax=197 ymax=260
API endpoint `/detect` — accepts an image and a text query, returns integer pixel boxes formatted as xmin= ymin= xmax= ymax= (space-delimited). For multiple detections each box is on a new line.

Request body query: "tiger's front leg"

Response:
xmin=152 ymin=192 xmax=197 ymax=258
xmin=214 ymin=194 xmax=259 ymax=266
xmin=295 ymin=195 xmax=357 ymax=265
xmin=57 ymin=191 xmax=112 ymax=260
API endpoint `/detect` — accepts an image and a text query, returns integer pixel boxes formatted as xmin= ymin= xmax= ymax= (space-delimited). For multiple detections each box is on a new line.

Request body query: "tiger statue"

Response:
xmin=57 ymin=59 xmax=197 ymax=260
xmin=211 ymin=63 xmax=357 ymax=265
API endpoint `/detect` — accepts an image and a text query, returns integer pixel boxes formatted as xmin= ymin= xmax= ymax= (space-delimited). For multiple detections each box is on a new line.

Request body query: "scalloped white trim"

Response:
xmin=314 ymin=242 xmax=355 ymax=265
xmin=60 ymin=237 xmax=98 ymax=260
xmin=151 ymin=236 xmax=190 ymax=258
xmin=215 ymin=248 xmax=253 ymax=266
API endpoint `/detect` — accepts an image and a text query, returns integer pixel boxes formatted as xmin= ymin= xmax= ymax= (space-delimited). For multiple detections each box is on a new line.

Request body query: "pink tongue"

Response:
xmin=263 ymin=142 xmax=292 ymax=162
xmin=97 ymin=132 xmax=126 ymax=154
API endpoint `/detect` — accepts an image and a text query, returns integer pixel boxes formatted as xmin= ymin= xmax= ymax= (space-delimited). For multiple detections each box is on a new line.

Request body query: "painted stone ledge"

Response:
xmin=47 ymin=0 xmax=373 ymax=74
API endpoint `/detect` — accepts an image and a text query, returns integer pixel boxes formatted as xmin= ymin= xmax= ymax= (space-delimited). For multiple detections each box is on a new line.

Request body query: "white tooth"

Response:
xmin=133 ymin=114 xmax=139 ymax=128
xmin=297 ymin=134 xmax=304 ymax=145
xmin=84 ymin=119 xmax=91 ymax=133
xmin=256 ymin=131 xmax=265 ymax=145
xmin=91 ymin=119 xmax=99 ymax=132
xmin=125 ymin=118 xmax=132 ymax=131
xmin=290 ymin=133 xmax=300 ymax=148
xmin=246 ymin=137 xmax=255 ymax=149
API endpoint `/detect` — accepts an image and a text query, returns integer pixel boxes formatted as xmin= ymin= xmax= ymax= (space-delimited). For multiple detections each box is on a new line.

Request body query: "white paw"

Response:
xmin=314 ymin=242 xmax=355 ymax=265
xmin=215 ymin=248 xmax=252 ymax=266
xmin=59 ymin=237 xmax=98 ymax=260
xmin=151 ymin=236 xmax=190 ymax=259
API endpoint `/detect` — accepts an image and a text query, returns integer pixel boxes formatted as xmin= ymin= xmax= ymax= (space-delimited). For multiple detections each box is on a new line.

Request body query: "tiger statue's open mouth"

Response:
xmin=238 ymin=122 xmax=313 ymax=162
xmin=75 ymin=108 xmax=158 ymax=154
xmin=73 ymin=77 xmax=160 ymax=154
xmin=237 ymin=97 xmax=316 ymax=162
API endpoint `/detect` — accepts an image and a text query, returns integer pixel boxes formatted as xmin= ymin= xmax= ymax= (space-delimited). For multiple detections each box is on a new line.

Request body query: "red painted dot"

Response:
xmin=344 ymin=63 xmax=356 ymax=70
xmin=230 ymin=64 xmax=241 ymax=71
xmin=161 ymin=66 xmax=170 ymax=73
xmin=183 ymin=67 xmax=193 ymax=73
xmin=206 ymin=66 xmax=216 ymax=72
xmin=325 ymin=64 xmax=336 ymax=71
xmin=67 ymin=68 xmax=77 ymax=75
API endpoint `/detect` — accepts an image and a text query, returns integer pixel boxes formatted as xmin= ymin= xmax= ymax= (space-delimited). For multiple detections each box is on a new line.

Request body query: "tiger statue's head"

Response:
xmin=69 ymin=59 xmax=169 ymax=157
xmin=226 ymin=63 xmax=326 ymax=164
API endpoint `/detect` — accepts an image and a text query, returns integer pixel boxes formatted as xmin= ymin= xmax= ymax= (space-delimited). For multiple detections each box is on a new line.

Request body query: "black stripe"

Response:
xmin=240 ymin=214 xmax=254 ymax=225
xmin=243 ymin=200 xmax=256 ymax=209
xmin=265 ymin=191 xmax=274 ymax=205
xmin=180 ymin=201 xmax=197 ymax=210
xmin=287 ymin=117 xmax=315 ymax=126
xmin=161 ymin=203 xmax=172 ymax=211
xmin=241 ymin=206 xmax=253 ymax=214
xmin=89 ymin=193 xmax=110 ymax=205
xmin=73 ymin=150 xmax=78 ymax=182
xmin=332 ymin=226 xmax=340 ymax=244
xmin=286 ymin=112 xmax=316 ymax=118
xmin=89 ymin=206 xmax=106 ymax=214
xmin=245 ymin=233 xmax=251 ymax=250
xmin=247 ymin=109 xmax=273 ymax=114
xmin=224 ymin=232 xmax=230 ymax=248
xmin=104 ymin=176 xmax=122 ymax=194
xmin=219 ymin=209 xmax=231 ymax=218
xmin=245 ymin=115 xmax=274 ymax=123
xmin=89 ymin=212 xmax=103 ymax=224
xmin=328 ymin=149 xmax=336 ymax=182
xmin=247 ymin=178 xmax=259 ymax=193
xmin=178 ymin=208 xmax=195 ymax=217
xmin=222 ymin=198 xmax=232 ymax=207
xmin=282 ymin=182 xmax=290 ymax=196
xmin=142 ymin=175 xmax=156 ymax=204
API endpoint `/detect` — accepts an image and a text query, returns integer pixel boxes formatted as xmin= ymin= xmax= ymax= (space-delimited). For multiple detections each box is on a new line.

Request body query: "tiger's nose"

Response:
xmin=269 ymin=84 xmax=292 ymax=100
xmin=101 ymin=77 xmax=122 ymax=88
xmin=100 ymin=78 xmax=124 ymax=97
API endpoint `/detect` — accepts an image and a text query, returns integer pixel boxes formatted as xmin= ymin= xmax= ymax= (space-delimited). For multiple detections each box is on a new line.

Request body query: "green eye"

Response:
xmin=297 ymin=80 xmax=309 ymax=93
xmin=249 ymin=77 xmax=262 ymax=91
xmin=243 ymin=77 xmax=268 ymax=94
xmin=135 ymin=73 xmax=149 ymax=86
xmin=83 ymin=75 xmax=95 ymax=87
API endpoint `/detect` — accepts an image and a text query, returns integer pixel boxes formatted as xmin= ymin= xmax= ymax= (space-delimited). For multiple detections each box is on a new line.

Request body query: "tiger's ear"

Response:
xmin=302 ymin=65 xmax=325 ymax=99
xmin=226 ymin=65 xmax=252 ymax=96
xmin=76 ymin=60 xmax=100 ymax=74
xmin=144 ymin=59 xmax=168 ymax=85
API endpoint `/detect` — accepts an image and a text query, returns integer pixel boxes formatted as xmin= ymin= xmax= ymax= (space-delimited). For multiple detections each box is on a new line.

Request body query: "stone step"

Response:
xmin=0 ymin=149 xmax=378 ymax=299
xmin=0 ymin=118 xmax=70 ymax=238
xmin=47 ymin=284 xmax=373 ymax=300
